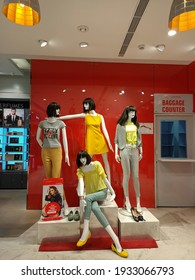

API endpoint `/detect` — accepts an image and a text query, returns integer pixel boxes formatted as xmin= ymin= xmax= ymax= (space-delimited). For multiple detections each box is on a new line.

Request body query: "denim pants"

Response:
xmin=84 ymin=189 xmax=109 ymax=228
xmin=120 ymin=147 xmax=140 ymax=198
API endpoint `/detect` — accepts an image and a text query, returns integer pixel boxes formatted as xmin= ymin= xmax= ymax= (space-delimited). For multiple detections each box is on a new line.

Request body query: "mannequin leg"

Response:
xmin=79 ymin=219 xmax=90 ymax=241
xmin=41 ymin=148 xmax=52 ymax=178
xmin=102 ymin=153 xmax=111 ymax=182
xmin=131 ymin=149 xmax=141 ymax=212
xmin=105 ymin=225 xmax=122 ymax=252
xmin=124 ymin=196 xmax=131 ymax=212
xmin=120 ymin=148 xmax=131 ymax=212
xmin=63 ymin=199 xmax=69 ymax=216
xmin=51 ymin=148 xmax=62 ymax=178
xmin=136 ymin=197 xmax=142 ymax=213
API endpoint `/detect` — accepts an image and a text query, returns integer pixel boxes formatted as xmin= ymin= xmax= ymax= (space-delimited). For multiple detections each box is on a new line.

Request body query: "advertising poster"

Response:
xmin=41 ymin=177 xmax=64 ymax=221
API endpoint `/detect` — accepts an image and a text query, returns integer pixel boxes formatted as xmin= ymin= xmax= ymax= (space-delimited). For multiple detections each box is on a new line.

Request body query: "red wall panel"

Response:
xmin=28 ymin=60 xmax=192 ymax=210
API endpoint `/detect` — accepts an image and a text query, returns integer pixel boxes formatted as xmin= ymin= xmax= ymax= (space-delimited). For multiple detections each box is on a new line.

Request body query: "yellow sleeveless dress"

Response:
xmin=85 ymin=114 xmax=109 ymax=155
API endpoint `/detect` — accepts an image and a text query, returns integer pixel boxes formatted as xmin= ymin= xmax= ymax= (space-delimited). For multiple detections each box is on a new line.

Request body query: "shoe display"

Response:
xmin=68 ymin=210 xmax=74 ymax=221
xmin=111 ymin=243 xmax=128 ymax=258
xmin=135 ymin=209 xmax=145 ymax=221
xmin=74 ymin=210 xmax=80 ymax=221
xmin=77 ymin=231 xmax=92 ymax=247
xmin=130 ymin=207 xmax=139 ymax=222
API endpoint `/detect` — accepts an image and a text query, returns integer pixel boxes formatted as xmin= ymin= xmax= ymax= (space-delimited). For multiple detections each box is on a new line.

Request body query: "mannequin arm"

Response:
xmin=77 ymin=177 xmax=86 ymax=209
xmin=59 ymin=113 xmax=85 ymax=120
xmin=103 ymin=178 xmax=116 ymax=201
xmin=62 ymin=127 xmax=70 ymax=166
xmin=77 ymin=177 xmax=85 ymax=197
xmin=36 ymin=127 xmax=43 ymax=148
xmin=100 ymin=115 xmax=114 ymax=152
xmin=139 ymin=146 xmax=143 ymax=160
xmin=115 ymin=143 xmax=121 ymax=163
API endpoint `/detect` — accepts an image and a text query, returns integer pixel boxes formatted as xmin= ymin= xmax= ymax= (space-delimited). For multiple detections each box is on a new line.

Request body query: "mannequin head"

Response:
xmin=117 ymin=106 xmax=139 ymax=127
xmin=82 ymin=98 xmax=96 ymax=112
xmin=46 ymin=102 xmax=61 ymax=117
xmin=76 ymin=150 xmax=92 ymax=167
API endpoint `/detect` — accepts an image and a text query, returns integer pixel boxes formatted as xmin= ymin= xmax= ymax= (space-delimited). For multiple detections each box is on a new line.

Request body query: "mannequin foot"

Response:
xmin=125 ymin=202 xmax=131 ymax=213
xmin=64 ymin=207 xmax=70 ymax=216
xmin=77 ymin=231 xmax=91 ymax=247
xmin=111 ymin=243 xmax=128 ymax=258
xmin=136 ymin=204 xmax=142 ymax=213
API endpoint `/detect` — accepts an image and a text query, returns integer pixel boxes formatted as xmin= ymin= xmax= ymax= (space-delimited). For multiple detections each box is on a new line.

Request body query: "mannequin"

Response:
xmin=76 ymin=150 xmax=128 ymax=258
xmin=114 ymin=106 xmax=143 ymax=221
xmin=59 ymin=97 xmax=113 ymax=182
xmin=36 ymin=102 xmax=70 ymax=215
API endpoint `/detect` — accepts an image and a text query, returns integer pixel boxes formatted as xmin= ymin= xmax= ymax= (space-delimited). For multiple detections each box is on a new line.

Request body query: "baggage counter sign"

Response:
xmin=154 ymin=94 xmax=193 ymax=113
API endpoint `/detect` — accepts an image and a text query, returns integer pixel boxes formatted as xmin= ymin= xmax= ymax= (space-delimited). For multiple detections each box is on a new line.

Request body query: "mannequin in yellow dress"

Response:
xmin=59 ymin=98 xmax=114 ymax=182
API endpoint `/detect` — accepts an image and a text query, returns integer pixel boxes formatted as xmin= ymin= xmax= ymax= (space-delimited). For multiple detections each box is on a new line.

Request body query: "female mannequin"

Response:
xmin=76 ymin=150 xmax=128 ymax=258
xmin=59 ymin=98 xmax=113 ymax=182
xmin=114 ymin=106 xmax=143 ymax=220
xmin=36 ymin=102 xmax=70 ymax=215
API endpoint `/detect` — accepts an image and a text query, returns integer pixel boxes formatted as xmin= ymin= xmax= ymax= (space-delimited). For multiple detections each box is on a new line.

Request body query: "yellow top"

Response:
xmin=76 ymin=161 xmax=107 ymax=195
xmin=125 ymin=121 xmax=137 ymax=145
xmin=85 ymin=114 xmax=108 ymax=155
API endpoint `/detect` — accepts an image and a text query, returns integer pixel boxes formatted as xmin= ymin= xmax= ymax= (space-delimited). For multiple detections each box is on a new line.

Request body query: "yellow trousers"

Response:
xmin=41 ymin=148 xmax=62 ymax=178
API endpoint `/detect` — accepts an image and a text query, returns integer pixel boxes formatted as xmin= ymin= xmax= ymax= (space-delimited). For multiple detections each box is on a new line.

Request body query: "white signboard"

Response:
xmin=154 ymin=94 xmax=193 ymax=113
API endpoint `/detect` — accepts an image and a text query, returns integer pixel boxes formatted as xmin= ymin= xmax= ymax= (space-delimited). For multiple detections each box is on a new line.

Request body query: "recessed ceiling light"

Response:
xmin=77 ymin=25 xmax=89 ymax=32
xmin=168 ymin=30 xmax=176 ymax=36
xmin=38 ymin=40 xmax=48 ymax=47
xmin=79 ymin=42 xmax=88 ymax=48
xmin=156 ymin=44 xmax=165 ymax=52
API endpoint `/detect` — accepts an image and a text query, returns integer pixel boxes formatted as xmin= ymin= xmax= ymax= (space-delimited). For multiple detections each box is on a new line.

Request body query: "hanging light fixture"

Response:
xmin=168 ymin=0 xmax=195 ymax=32
xmin=2 ymin=0 xmax=41 ymax=26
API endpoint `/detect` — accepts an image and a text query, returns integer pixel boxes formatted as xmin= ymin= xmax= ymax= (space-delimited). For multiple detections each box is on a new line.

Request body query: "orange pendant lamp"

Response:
xmin=2 ymin=0 xmax=41 ymax=26
xmin=169 ymin=0 xmax=195 ymax=32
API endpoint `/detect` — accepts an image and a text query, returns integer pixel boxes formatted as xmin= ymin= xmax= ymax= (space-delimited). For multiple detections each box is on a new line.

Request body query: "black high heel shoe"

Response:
xmin=131 ymin=207 xmax=139 ymax=222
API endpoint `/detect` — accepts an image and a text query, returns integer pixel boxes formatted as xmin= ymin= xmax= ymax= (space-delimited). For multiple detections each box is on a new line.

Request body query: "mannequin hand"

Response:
xmin=79 ymin=199 xmax=86 ymax=210
xmin=65 ymin=155 xmax=70 ymax=166
xmin=108 ymin=192 xmax=116 ymax=202
xmin=108 ymin=143 xmax=114 ymax=152
xmin=139 ymin=153 xmax=143 ymax=161
xmin=115 ymin=154 xmax=121 ymax=163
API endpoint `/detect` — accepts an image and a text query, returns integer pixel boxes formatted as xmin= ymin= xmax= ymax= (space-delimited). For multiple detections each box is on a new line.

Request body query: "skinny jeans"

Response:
xmin=41 ymin=147 xmax=62 ymax=178
xmin=120 ymin=146 xmax=140 ymax=198
xmin=84 ymin=189 xmax=109 ymax=228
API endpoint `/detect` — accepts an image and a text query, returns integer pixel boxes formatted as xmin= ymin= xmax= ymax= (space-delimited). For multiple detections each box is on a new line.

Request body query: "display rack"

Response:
xmin=0 ymin=100 xmax=29 ymax=189
xmin=0 ymin=127 xmax=29 ymax=189
xmin=160 ymin=120 xmax=187 ymax=158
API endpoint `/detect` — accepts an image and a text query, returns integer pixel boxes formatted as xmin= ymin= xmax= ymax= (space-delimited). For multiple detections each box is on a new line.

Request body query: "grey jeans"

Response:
xmin=120 ymin=146 xmax=140 ymax=198
xmin=84 ymin=189 xmax=109 ymax=228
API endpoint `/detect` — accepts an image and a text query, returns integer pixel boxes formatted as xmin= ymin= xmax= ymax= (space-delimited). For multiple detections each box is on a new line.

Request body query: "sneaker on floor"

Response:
xmin=74 ymin=210 xmax=80 ymax=221
xmin=68 ymin=210 xmax=74 ymax=221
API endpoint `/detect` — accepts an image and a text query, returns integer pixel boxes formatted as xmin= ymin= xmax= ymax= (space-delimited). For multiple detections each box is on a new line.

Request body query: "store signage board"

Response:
xmin=154 ymin=94 xmax=193 ymax=113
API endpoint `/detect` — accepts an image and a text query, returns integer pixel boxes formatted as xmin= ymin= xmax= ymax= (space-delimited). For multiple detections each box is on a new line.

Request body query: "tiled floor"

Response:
xmin=0 ymin=189 xmax=195 ymax=260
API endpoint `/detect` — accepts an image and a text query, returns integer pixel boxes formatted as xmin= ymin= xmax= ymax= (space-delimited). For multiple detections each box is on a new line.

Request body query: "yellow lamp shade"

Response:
xmin=2 ymin=0 xmax=41 ymax=26
xmin=169 ymin=0 xmax=195 ymax=32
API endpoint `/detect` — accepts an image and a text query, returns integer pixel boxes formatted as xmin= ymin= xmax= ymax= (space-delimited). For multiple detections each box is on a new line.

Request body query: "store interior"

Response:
xmin=0 ymin=0 xmax=195 ymax=260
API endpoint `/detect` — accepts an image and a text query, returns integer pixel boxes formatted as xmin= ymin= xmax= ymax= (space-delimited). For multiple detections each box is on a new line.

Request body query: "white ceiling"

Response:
xmin=0 ymin=0 xmax=195 ymax=76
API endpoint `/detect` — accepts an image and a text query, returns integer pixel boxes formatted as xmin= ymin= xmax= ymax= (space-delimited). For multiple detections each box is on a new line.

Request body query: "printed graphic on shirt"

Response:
xmin=44 ymin=128 xmax=58 ymax=139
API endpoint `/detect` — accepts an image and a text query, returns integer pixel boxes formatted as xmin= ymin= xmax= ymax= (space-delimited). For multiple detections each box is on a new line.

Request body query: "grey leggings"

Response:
xmin=84 ymin=189 xmax=109 ymax=228
xmin=120 ymin=147 xmax=140 ymax=198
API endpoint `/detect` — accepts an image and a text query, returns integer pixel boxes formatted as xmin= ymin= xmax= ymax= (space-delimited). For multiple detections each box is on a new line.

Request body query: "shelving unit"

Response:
xmin=161 ymin=120 xmax=187 ymax=158
xmin=0 ymin=127 xmax=29 ymax=189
